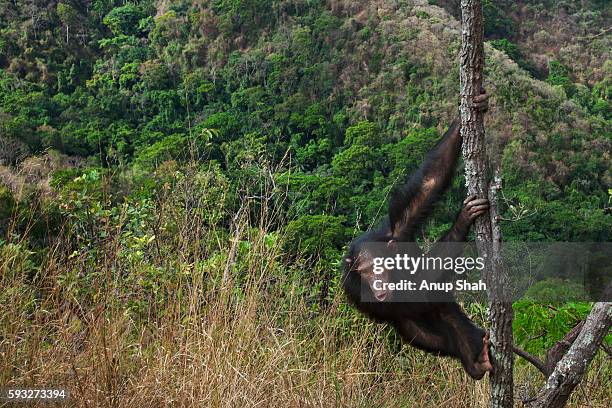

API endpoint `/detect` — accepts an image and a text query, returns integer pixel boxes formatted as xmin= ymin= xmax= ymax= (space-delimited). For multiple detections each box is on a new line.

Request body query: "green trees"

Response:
xmin=489 ymin=39 xmax=519 ymax=61
xmin=0 ymin=0 xmax=609 ymax=308
xmin=213 ymin=0 xmax=274 ymax=37
xmin=103 ymin=4 xmax=146 ymax=36
xmin=284 ymin=214 xmax=348 ymax=259
xmin=547 ymin=60 xmax=576 ymax=97
xmin=0 ymin=4 xmax=610 ymax=402
xmin=0 ymin=0 xmax=608 ymax=244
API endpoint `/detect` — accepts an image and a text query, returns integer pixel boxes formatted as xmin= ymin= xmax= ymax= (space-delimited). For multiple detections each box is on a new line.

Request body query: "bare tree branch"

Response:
xmin=514 ymin=320 xmax=586 ymax=378
xmin=525 ymin=302 xmax=612 ymax=408
xmin=513 ymin=346 xmax=547 ymax=376
xmin=543 ymin=320 xmax=585 ymax=376
xmin=486 ymin=173 xmax=514 ymax=408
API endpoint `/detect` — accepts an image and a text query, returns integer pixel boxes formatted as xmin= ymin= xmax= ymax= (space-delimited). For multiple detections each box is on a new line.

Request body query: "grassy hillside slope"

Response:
xmin=0 ymin=1 xmax=610 ymax=406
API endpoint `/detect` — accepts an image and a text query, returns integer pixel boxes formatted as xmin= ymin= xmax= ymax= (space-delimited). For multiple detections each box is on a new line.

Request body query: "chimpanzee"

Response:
xmin=342 ymin=90 xmax=493 ymax=380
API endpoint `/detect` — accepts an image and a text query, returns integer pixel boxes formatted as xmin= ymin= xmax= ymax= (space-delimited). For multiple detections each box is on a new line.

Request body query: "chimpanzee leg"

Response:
xmin=437 ymin=303 xmax=491 ymax=379
xmin=393 ymin=318 xmax=455 ymax=356
xmin=394 ymin=304 xmax=490 ymax=379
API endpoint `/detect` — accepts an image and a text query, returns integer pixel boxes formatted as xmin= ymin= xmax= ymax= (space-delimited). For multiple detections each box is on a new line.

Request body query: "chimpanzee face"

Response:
xmin=355 ymin=248 xmax=390 ymax=301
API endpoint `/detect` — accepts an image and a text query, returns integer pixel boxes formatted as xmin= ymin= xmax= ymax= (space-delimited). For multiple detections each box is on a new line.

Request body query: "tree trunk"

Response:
xmin=459 ymin=2 xmax=514 ymax=407
xmin=525 ymin=302 xmax=612 ymax=408
xmin=486 ymin=173 xmax=514 ymax=408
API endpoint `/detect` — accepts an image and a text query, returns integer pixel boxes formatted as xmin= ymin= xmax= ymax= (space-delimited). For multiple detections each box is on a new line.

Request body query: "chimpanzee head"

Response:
xmin=343 ymin=233 xmax=407 ymax=303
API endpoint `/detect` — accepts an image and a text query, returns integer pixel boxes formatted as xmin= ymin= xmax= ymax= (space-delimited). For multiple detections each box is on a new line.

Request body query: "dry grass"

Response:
xmin=1 ymin=177 xmax=610 ymax=408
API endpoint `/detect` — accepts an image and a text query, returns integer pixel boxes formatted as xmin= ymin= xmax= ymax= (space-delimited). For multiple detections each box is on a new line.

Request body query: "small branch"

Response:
xmin=576 ymin=25 xmax=612 ymax=40
xmin=543 ymin=320 xmax=585 ymax=376
xmin=513 ymin=346 xmax=546 ymax=376
xmin=516 ymin=320 xmax=588 ymax=379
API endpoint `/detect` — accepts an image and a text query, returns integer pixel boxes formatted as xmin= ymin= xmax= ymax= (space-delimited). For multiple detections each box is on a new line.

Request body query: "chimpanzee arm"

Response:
xmin=388 ymin=119 xmax=462 ymax=240
xmin=439 ymin=195 xmax=490 ymax=242
xmin=388 ymin=91 xmax=488 ymax=241
xmin=429 ymin=195 xmax=489 ymax=259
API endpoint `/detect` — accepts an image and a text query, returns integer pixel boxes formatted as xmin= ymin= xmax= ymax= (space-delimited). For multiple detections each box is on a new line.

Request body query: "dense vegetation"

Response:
xmin=0 ymin=1 xmax=610 ymax=406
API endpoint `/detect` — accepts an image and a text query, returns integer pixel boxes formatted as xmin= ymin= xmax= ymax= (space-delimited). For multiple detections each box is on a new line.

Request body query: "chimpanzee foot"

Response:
xmin=463 ymin=333 xmax=493 ymax=380
xmin=468 ymin=334 xmax=493 ymax=379
xmin=478 ymin=333 xmax=493 ymax=372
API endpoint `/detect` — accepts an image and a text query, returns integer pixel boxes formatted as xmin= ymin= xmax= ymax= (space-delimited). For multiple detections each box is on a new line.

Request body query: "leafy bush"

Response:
xmin=490 ymin=39 xmax=519 ymax=61
xmin=513 ymin=301 xmax=593 ymax=355
xmin=284 ymin=214 xmax=349 ymax=259
xmin=103 ymin=4 xmax=146 ymax=36
xmin=547 ymin=60 xmax=575 ymax=97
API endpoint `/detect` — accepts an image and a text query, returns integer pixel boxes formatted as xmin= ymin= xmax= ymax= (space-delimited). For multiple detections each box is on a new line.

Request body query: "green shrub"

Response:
xmin=103 ymin=4 xmax=146 ymax=36
xmin=284 ymin=214 xmax=349 ymax=259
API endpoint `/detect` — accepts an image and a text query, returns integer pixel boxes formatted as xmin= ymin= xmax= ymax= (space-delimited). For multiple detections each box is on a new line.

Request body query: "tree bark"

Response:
xmin=525 ymin=303 xmax=612 ymax=408
xmin=459 ymin=2 xmax=514 ymax=407
xmin=542 ymin=320 xmax=585 ymax=377
xmin=486 ymin=173 xmax=514 ymax=408
xmin=513 ymin=320 xmax=586 ymax=377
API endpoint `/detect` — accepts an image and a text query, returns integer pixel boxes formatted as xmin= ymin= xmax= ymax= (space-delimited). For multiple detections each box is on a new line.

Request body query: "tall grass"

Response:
xmin=0 ymin=163 xmax=609 ymax=407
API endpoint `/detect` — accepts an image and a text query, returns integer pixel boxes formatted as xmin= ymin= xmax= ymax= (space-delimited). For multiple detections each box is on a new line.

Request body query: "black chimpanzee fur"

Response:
xmin=342 ymin=92 xmax=493 ymax=379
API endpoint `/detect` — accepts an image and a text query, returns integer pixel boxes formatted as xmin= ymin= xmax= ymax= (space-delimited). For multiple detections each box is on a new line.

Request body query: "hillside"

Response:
xmin=1 ymin=0 xmax=610 ymax=242
xmin=432 ymin=0 xmax=611 ymax=83
xmin=0 ymin=1 xmax=611 ymax=406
